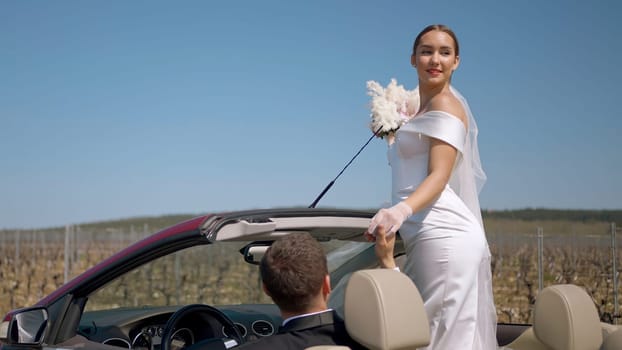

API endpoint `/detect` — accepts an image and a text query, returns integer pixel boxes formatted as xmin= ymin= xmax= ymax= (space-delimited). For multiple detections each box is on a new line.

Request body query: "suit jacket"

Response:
xmin=236 ymin=310 xmax=364 ymax=350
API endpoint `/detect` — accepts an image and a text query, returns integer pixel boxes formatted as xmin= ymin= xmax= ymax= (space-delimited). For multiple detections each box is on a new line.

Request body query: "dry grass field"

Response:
xmin=1 ymin=214 xmax=620 ymax=325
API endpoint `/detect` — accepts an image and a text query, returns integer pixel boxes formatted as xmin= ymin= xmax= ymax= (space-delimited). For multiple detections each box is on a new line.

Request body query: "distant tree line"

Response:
xmin=482 ymin=208 xmax=622 ymax=224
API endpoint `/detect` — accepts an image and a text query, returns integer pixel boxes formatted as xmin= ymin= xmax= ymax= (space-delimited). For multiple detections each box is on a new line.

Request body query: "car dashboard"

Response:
xmin=78 ymin=304 xmax=282 ymax=349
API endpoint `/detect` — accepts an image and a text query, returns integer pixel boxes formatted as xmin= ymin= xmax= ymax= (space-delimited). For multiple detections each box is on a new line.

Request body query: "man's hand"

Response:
xmin=364 ymin=224 xmax=397 ymax=269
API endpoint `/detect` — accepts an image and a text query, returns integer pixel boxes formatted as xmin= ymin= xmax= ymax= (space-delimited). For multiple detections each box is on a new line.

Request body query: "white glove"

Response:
xmin=367 ymin=202 xmax=413 ymax=236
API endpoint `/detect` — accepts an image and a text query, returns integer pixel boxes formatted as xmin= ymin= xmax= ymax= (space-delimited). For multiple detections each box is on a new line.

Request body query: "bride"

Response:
xmin=365 ymin=24 xmax=498 ymax=349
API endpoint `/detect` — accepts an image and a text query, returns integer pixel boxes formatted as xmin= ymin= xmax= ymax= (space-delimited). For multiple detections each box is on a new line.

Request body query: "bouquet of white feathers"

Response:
xmin=366 ymin=79 xmax=419 ymax=139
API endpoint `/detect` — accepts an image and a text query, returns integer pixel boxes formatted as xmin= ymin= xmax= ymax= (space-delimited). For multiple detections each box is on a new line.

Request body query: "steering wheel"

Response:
xmin=161 ymin=304 xmax=244 ymax=350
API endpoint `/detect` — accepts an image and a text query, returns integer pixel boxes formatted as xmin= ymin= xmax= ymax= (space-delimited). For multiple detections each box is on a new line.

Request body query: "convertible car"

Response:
xmin=1 ymin=208 xmax=622 ymax=350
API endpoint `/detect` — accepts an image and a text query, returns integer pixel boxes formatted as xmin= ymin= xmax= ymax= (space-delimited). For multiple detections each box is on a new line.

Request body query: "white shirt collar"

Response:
xmin=281 ymin=308 xmax=333 ymax=326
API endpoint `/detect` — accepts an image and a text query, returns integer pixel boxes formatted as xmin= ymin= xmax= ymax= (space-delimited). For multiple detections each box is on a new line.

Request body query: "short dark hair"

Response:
xmin=259 ymin=232 xmax=328 ymax=313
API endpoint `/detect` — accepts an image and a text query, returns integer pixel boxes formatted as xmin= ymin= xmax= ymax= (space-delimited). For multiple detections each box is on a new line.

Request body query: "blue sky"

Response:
xmin=2 ymin=1 xmax=621 ymax=229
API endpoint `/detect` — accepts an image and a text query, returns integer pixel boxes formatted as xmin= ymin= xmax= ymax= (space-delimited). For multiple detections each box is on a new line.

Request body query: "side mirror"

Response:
xmin=0 ymin=307 xmax=48 ymax=345
xmin=239 ymin=241 xmax=273 ymax=265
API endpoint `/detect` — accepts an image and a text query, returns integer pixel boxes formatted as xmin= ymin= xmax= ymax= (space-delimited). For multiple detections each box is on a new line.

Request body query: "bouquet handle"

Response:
xmin=308 ymin=126 xmax=382 ymax=208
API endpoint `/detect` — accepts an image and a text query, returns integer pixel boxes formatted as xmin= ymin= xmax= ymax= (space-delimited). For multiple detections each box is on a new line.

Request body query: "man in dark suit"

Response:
xmin=236 ymin=232 xmax=364 ymax=349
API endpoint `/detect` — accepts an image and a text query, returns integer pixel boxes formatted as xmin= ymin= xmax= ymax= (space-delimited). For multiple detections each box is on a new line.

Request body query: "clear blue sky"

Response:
xmin=2 ymin=1 xmax=621 ymax=229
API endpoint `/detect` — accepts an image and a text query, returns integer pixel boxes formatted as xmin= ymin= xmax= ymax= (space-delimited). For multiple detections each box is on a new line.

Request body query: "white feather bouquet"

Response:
xmin=366 ymin=79 xmax=419 ymax=138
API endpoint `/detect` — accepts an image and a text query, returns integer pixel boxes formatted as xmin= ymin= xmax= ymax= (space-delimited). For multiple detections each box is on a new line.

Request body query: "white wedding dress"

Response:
xmin=388 ymin=87 xmax=498 ymax=349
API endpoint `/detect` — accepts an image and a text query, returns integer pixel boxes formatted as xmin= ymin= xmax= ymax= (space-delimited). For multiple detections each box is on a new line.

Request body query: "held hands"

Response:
xmin=366 ymin=201 xmax=413 ymax=237
xmin=364 ymin=224 xmax=397 ymax=269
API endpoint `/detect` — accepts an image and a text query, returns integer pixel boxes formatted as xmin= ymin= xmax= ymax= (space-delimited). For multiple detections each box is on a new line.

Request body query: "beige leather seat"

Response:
xmin=352 ymin=269 xmax=430 ymax=350
xmin=308 ymin=269 xmax=429 ymax=350
xmin=346 ymin=269 xmax=429 ymax=350
xmin=508 ymin=284 xmax=603 ymax=350
xmin=601 ymin=328 xmax=622 ymax=350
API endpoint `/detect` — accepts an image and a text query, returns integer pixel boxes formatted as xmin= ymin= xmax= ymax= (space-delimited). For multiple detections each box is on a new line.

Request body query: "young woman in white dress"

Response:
xmin=365 ymin=24 xmax=498 ymax=349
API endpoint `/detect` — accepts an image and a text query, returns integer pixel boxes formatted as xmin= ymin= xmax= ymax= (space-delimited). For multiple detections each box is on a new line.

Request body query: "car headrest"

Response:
xmin=533 ymin=284 xmax=602 ymax=350
xmin=344 ymin=269 xmax=429 ymax=350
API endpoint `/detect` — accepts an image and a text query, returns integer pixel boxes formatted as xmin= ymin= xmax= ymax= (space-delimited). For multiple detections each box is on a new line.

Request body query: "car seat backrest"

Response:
xmin=533 ymin=284 xmax=602 ymax=350
xmin=601 ymin=328 xmax=622 ymax=350
xmin=344 ymin=269 xmax=430 ymax=350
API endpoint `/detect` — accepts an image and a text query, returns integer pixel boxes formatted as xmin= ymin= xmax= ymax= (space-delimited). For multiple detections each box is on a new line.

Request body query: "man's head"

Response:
xmin=259 ymin=232 xmax=330 ymax=315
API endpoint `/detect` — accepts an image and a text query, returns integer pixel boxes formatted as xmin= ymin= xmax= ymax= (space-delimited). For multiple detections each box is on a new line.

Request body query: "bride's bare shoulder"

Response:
xmin=428 ymin=91 xmax=467 ymax=126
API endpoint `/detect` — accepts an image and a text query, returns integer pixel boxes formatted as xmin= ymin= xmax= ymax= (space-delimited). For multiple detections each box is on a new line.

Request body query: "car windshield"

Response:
xmin=83 ymin=239 xmax=372 ymax=313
